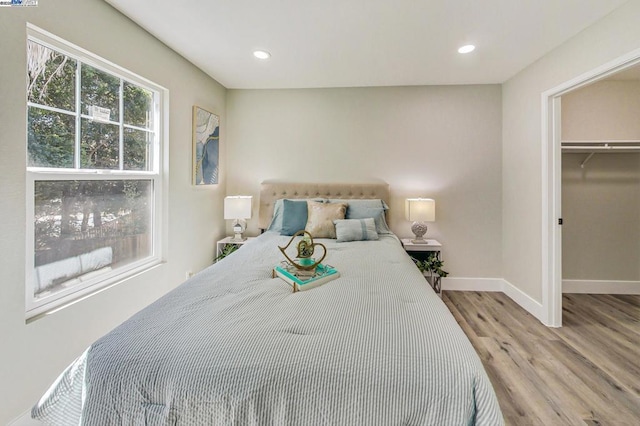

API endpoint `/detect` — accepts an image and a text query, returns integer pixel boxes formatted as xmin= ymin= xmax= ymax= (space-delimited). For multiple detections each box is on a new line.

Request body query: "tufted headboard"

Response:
xmin=258 ymin=181 xmax=390 ymax=230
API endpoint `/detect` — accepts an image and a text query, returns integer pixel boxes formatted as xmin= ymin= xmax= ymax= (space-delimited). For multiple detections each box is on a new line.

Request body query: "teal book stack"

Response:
xmin=273 ymin=263 xmax=340 ymax=292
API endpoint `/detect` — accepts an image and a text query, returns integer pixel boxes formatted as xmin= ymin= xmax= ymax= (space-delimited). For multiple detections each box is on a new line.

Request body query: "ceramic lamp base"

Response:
xmin=230 ymin=233 xmax=246 ymax=243
xmin=230 ymin=219 xmax=247 ymax=242
xmin=411 ymin=221 xmax=429 ymax=244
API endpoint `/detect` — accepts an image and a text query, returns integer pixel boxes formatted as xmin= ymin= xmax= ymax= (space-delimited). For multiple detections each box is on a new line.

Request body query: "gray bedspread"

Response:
xmin=33 ymin=232 xmax=503 ymax=425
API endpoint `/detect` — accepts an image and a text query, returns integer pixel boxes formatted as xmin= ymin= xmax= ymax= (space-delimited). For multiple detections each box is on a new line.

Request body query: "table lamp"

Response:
xmin=224 ymin=196 xmax=252 ymax=242
xmin=405 ymin=198 xmax=435 ymax=244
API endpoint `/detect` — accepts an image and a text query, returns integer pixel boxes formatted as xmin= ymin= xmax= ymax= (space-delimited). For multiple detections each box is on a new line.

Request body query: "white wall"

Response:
xmin=226 ymin=85 xmax=503 ymax=279
xmin=502 ymin=0 xmax=640 ymax=303
xmin=562 ymin=80 xmax=640 ymax=282
xmin=562 ymin=80 xmax=640 ymax=140
xmin=0 ymin=1 xmax=227 ymax=423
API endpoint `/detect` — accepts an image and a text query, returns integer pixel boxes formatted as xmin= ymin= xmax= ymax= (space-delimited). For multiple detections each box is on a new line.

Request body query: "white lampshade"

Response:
xmin=224 ymin=196 xmax=252 ymax=220
xmin=405 ymin=198 xmax=436 ymax=222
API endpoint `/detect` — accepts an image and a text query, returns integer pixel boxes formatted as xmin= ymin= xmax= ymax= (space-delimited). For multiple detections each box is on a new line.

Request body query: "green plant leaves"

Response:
xmin=410 ymin=253 xmax=449 ymax=277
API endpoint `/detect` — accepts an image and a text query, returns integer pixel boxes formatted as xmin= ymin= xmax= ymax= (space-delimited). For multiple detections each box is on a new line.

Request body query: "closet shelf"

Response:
xmin=562 ymin=140 xmax=640 ymax=149
xmin=561 ymin=140 xmax=640 ymax=168
xmin=561 ymin=139 xmax=640 ymax=144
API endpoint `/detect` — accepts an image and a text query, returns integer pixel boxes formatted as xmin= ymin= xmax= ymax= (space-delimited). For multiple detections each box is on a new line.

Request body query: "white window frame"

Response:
xmin=25 ymin=24 xmax=168 ymax=319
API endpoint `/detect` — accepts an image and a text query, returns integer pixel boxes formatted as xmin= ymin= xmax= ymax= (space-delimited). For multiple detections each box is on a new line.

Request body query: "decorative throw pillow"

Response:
xmin=328 ymin=198 xmax=389 ymax=212
xmin=327 ymin=199 xmax=392 ymax=234
xmin=280 ymin=199 xmax=310 ymax=236
xmin=348 ymin=206 xmax=392 ymax=234
xmin=267 ymin=198 xmax=324 ymax=232
xmin=305 ymin=200 xmax=347 ymax=238
xmin=334 ymin=218 xmax=379 ymax=242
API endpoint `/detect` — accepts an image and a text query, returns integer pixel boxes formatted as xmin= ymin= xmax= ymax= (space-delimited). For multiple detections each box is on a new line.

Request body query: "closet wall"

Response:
xmin=562 ymin=79 xmax=640 ymax=289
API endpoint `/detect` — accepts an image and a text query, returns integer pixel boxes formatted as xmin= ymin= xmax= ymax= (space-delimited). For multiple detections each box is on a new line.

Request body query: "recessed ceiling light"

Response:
xmin=458 ymin=45 xmax=476 ymax=54
xmin=253 ymin=50 xmax=271 ymax=59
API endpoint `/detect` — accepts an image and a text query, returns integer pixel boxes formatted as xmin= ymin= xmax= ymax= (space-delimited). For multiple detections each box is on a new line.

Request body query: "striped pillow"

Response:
xmin=333 ymin=218 xmax=379 ymax=242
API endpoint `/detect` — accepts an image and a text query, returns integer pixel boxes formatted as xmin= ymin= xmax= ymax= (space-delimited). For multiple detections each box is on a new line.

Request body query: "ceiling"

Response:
xmin=105 ymin=0 xmax=628 ymax=89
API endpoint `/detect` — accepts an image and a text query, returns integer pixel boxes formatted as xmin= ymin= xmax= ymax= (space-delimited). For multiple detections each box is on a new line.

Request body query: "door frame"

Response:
xmin=541 ymin=48 xmax=640 ymax=327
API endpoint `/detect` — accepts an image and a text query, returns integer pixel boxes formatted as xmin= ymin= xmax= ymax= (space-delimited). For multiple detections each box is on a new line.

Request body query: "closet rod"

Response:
xmin=561 ymin=139 xmax=640 ymax=144
xmin=562 ymin=145 xmax=640 ymax=151
xmin=563 ymin=143 xmax=640 ymax=168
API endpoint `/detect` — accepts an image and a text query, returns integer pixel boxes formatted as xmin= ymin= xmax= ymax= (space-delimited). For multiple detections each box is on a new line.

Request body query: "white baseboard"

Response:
xmin=502 ymin=279 xmax=545 ymax=322
xmin=444 ymin=277 xmax=638 ymax=326
xmin=442 ymin=277 xmax=545 ymax=324
xmin=563 ymin=279 xmax=640 ymax=294
xmin=442 ymin=277 xmax=503 ymax=292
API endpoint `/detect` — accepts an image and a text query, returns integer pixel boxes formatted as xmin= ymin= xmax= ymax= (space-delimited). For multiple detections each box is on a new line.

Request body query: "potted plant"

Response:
xmin=214 ymin=243 xmax=240 ymax=263
xmin=411 ymin=253 xmax=449 ymax=278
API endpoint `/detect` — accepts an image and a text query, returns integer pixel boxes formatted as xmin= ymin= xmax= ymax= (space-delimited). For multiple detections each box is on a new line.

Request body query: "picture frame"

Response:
xmin=192 ymin=106 xmax=219 ymax=185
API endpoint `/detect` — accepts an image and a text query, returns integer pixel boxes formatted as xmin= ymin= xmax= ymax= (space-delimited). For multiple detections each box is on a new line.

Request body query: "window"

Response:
xmin=26 ymin=25 xmax=166 ymax=318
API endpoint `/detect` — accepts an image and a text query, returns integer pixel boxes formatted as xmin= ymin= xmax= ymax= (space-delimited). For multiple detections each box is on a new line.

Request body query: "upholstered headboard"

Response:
xmin=258 ymin=181 xmax=391 ymax=230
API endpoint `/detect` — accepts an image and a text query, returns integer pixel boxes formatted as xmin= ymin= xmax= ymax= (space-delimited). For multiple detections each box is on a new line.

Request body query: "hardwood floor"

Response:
xmin=442 ymin=291 xmax=640 ymax=426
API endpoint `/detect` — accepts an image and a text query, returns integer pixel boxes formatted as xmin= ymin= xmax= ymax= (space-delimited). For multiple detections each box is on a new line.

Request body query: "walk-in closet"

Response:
xmin=561 ymin=69 xmax=640 ymax=294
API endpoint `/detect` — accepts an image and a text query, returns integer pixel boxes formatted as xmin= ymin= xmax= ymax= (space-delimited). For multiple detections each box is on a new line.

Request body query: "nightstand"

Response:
xmin=215 ymin=236 xmax=255 ymax=262
xmin=401 ymin=238 xmax=443 ymax=295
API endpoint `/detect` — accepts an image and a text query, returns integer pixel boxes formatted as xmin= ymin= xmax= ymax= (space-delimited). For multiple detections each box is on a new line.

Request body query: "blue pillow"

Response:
xmin=328 ymin=198 xmax=389 ymax=212
xmin=349 ymin=207 xmax=392 ymax=234
xmin=327 ymin=199 xmax=392 ymax=234
xmin=267 ymin=198 xmax=323 ymax=233
xmin=334 ymin=218 xmax=379 ymax=242
xmin=280 ymin=199 xmax=310 ymax=236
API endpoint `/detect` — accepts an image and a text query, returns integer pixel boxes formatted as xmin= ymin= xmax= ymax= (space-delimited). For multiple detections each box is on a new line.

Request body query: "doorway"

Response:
xmin=543 ymin=49 xmax=640 ymax=327
xmin=561 ymin=78 xmax=640 ymax=294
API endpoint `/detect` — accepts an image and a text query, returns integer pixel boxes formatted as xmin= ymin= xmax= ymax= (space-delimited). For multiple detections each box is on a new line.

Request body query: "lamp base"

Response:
xmin=230 ymin=233 xmax=246 ymax=243
xmin=411 ymin=237 xmax=430 ymax=244
xmin=230 ymin=219 xmax=247 ymax=242
xmin=411 ymin=221 xmax=429 ymax=244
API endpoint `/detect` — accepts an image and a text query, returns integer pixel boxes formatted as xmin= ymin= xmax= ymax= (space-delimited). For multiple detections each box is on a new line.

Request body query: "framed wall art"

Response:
xmin=193 ymin=106 xmax=220 ymax=185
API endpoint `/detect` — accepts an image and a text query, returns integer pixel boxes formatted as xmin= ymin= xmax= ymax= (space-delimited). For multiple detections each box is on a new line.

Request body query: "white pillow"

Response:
xmin=334 ymin=218 xmax=379 ymax=242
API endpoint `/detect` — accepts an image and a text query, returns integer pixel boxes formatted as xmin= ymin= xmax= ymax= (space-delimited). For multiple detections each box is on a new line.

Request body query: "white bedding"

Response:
xmin=32 ymin=232 xmax=503 ymax=425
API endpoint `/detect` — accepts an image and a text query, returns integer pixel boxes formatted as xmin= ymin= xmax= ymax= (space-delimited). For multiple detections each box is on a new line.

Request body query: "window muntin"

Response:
xmin=26 ymin=26 xmax=165 ymax=318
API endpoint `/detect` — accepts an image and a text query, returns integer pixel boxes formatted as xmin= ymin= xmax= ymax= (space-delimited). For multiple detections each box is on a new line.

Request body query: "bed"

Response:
xmin=32 ymin=182 xmax=503 ymax=425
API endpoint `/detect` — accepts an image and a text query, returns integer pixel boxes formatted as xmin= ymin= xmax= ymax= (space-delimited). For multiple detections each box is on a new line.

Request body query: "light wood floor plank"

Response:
xmin=483 ymin=336 xmax=585 ymax=426
xmin=597 ymin=295 xmax=640 ymax=320
xmin=559 ymin=298 xmax=640 ymax=399
xmin=442 ymin=292 xmax=640 ymax=426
